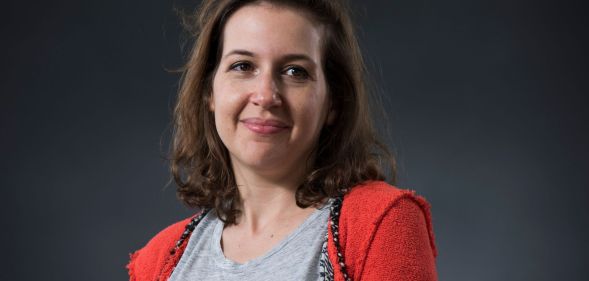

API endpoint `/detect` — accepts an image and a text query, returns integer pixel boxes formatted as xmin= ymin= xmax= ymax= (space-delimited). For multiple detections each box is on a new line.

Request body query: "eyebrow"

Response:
xmin=223 ymin=49 xmax=255 ymax=59
xmin=223 ymin=49 xmax=316 ymax=64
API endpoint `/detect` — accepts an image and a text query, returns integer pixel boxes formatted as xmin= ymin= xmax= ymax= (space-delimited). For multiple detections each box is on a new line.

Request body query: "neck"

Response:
xmin=230 ymin=161 xmax=308 ymax=233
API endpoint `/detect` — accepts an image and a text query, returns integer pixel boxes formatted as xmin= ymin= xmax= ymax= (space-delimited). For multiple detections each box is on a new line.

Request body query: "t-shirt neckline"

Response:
xmin=211 ymin=200 xmax=332 ymax=270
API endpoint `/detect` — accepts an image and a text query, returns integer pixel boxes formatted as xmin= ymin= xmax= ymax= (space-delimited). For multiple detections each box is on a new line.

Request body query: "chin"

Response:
xmin=241 ymin=153 xmax=284 ymax=169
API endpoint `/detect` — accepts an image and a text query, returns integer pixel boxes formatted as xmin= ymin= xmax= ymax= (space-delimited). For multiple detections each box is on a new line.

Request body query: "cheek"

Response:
xmin=309 ymin=82 xmax=330 ymax=123
xmin=293 ymin=92 xmax=329 ymax=129
xmin=212 ymin=80 xmax=249 ymax=127
xmin=212 ymin=79 xmax=235 ymax=113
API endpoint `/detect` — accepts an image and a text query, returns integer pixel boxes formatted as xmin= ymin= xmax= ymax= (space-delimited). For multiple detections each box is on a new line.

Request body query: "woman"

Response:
xmin=128 ymin=0 xmax=437 ymax=280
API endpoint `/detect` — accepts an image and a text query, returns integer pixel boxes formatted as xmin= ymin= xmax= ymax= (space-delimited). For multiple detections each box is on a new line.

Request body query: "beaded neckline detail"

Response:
xmin=329 ymin=196 xmax=351 ymax=281
xmin=169 ymin=208 xmax=210 ymax=255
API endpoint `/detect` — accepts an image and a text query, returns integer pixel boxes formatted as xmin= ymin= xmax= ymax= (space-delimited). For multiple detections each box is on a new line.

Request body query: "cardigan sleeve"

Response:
xmin=358 ymin=196 xmax=438 ymax=281
xmin=127 ymin=217 xmax=194 ymax=281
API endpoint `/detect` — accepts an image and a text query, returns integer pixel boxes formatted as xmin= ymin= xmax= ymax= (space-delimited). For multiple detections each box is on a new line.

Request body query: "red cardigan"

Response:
xmin=127 ymin=181 xmax=438 ymax=280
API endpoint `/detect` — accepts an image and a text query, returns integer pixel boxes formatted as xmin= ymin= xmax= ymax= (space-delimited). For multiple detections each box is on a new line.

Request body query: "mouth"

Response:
xmin=240 ymin=118 xmax=290 ymax=135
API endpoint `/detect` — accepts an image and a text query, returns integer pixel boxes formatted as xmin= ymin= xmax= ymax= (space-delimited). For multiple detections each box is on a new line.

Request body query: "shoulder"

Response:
xmin=344 ymin=180 xmax=416 ymax=206
xmin=341 ymin=180 xmax=437 ymax=256
xmin=127 ymin=216 xmax=193 ymax=280
xmin=333 ymin=181 xmax=438 ymax=279
xmin=342 ymin=180 xmax=433 ymax=221
xmin=339 ymin=181 xmax=437 ymax=281
xmin=343 ymin=181 xmax=434 ymax=222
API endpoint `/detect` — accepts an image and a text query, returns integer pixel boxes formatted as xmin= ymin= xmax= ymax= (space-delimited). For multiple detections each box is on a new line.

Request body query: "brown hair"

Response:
xmin=171 ymin=0 xmax=395 ymax=224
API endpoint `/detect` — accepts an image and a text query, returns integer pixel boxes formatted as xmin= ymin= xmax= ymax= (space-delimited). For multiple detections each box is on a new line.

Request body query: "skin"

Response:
xmin=210 ymin=3 xmax=333 ymax=263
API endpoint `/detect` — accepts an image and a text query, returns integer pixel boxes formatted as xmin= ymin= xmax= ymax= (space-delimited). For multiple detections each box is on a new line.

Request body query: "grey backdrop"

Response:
xmin=2 ymin=0 xmax=588 ymax=280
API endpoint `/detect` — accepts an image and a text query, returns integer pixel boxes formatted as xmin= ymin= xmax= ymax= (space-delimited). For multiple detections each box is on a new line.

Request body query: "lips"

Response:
xmin=240 ymin=118 xmax=290 ymax=134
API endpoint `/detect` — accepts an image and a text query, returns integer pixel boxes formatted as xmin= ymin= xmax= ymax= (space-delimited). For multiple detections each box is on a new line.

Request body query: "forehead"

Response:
xmin=221 ymin=3 xmax=323 ymax=59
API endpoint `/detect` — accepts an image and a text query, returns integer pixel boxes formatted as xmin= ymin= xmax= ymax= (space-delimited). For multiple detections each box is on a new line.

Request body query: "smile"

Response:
xmin=240 ymin=118 xmax=290 ymax=135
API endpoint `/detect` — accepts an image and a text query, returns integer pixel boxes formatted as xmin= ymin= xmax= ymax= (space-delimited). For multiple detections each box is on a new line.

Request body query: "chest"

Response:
xmin=221 ymin=211 xmax=316 ymax=263
xmin=168 ymin=210 xmax=332 ymax=281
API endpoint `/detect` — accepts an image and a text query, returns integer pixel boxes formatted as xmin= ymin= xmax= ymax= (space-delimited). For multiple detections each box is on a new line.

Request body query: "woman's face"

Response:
xmin=211 ymin=3 xmax=332 ymax=181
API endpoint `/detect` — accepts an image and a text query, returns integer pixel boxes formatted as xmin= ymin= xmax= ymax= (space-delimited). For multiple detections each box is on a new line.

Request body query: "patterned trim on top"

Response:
xmin=319 ymin=229 xmax=334 ymax=281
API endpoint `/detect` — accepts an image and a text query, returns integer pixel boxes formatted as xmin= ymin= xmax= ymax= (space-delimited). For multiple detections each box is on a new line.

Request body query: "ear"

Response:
xmin=208 ymin=94 xmax=215 ymax=112
xmin=324 ymin=96 xmax=336 ymax=125
xmin=325 ymin=108 xmax=336 ymax=126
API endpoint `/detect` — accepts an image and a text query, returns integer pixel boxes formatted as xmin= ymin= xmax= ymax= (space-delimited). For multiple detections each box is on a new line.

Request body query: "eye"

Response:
xmin=230 ymin=61 xmax=254 ymax=72
xmin=283 ymin=65 xmax=309 ymax=80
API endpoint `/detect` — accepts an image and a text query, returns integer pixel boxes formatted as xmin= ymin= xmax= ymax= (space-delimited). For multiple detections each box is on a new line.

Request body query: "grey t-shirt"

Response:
xmin=169 ymin=201 xmax=333 ymax=281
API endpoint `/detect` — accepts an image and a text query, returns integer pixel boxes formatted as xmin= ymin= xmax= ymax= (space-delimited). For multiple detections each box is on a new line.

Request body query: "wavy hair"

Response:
xmin=171 ymin=0 xmax=395 ymax=224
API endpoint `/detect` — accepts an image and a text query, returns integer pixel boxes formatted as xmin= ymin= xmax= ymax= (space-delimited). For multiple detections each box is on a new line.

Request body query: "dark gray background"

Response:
xmin=2 ymin=0 xmax=588 ymax=280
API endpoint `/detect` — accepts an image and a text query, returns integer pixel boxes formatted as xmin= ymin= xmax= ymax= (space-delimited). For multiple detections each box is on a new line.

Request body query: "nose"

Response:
xmin=250 ymin=72 xmax=282 ymax=108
